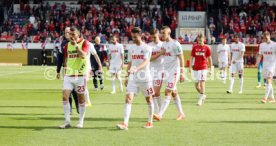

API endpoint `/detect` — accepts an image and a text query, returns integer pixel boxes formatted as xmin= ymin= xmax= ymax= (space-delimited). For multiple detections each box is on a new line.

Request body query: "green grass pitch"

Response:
xmin=0 ymin=66 xmax=276 ymax=146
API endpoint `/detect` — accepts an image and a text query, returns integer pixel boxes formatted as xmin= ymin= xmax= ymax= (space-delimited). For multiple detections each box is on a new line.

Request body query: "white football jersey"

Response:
xmin=149 ymin=41 xmax=164 ymax=68
xmin=230 ymin=42 xmax=245 ymax=63
xmin=259 ymin=41 xmax=276 ymax=70
xmin=162 ymin=39 xmax=183 ymax=70
xmin=128 ymin=43 xmax=152 ymax=82
xmin=217 ymin=44 xmax=230 ymax=62
xmin=108 ymin=43 xmax=124 ymax=67
xmin=87 ymin=42 xmax=97 ymax=70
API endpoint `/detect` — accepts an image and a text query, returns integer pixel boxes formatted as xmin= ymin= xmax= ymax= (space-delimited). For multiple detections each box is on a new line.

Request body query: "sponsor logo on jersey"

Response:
xmin=132 ymin=55 xmax=144 ymax=59
xmin=195 ymin=52 xmax=205 ymax=56
xmin=264 ymin=51 xmax=273 ymax=55
xmin=232 ymin=48 xmax=240 ymax=52
xmin=164 ymin=52 xmax=172 ymax=56
xmin=68 ymin=53 xmax=80 ymax=58
xmin=111 ymin=50 xmax=119 ymax=53
xmin=152 ymin=51 xmax=160 ymax=55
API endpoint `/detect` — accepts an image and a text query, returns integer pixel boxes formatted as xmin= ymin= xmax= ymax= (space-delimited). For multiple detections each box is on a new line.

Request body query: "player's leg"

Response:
xmin=262 ymin=70 xmax=275 ymax=103
xmin=227 ymin=64 xmax=236 ymax=93
xmin=257 ymin=62 xmax=262 ymax=88
xmin=197 ymin=81 xmax=206 ymax=106
xmin=141 ymin=82 xmax=154 ymax=128
xmin=153 ymin=83 xmax=162 ymax=114
xmin=116 ymin=70 xmax=123 ymax=92
xmin=60 ymin=76 xmax=74 ymax=128
xmin=75 ymin=77 xmax=87 ymax=128
xmin=196 ymin=70 xmax=207 ymax=106
xmin=84 ymin=73 xmax=91 ymax=107
xmin=97 ymin=66 xmax=104 ymax=90
xmin=68 ymin=94 xmax=73 ymax=114
xmin=110 ymin=72 xmax=116 ymax=94
xmin=154 ymin=88 xmax=172 ymax=121
xmin=117 ymin=80 xmax=137 ymax=130
xmin=171 ymin=90 xmax=185 ymax=120
xmin=71 ymin=90 xmax=79 ymax=113
xmin=238 ymin=63 xmax=244 ymax=94
xmin=92 ymin=67 xmax=98 ymax=91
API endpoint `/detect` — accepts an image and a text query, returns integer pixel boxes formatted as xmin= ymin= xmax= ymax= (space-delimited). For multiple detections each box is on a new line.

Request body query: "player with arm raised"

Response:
xmin=59 ymin=27 xmax=90 ymax=129
xmin=153 ymin=26 xmax=185 ymax=121
xmin=106 ymin=35 xmax=124 ymax=94
xmin=256 ymin=31 xmax=276 ymax=103
xmin=116 ymin=27 xmax=154 ymax=130
xmin=227 ymin=34 xmax=245 ymax=94
xmin=56 ymin=27 xmax=79 ymax=114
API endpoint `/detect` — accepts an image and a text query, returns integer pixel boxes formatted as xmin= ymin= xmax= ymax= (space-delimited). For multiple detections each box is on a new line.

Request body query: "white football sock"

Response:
xmin=265 ymin=83 xmax=272 ymax=99
xmin=123 ymin=103 xmax=132 ymax=125
xmin=223 ymin=71 xmax=227 ymax=80
xmin=229 ymin=77 xmax=234 ymax=91
xmin=158 ymin=96 xmax=171 ymax=117
xmin=63 ymin=101 xmax=71 ymax=122
xmin=174 ymin=96 xmax=184 ymax=114
xmin=78 ymin=103 xmax=86 ymax=125
xmin=118 ymin=76 xmax=123 ymax=91
xmin=153 ymin=97 xmax=160 ymax=113
xmin=111 ymin=78 xmax=115 ymax=92
xmin=270 ymin=85 xmax=274 ymax=99
xmin=84 ymin=89 xmax=91 ymax=104
xmin=239 ymin=77 xmax=244 ymax=91
xmin=148 ymin=102 xmax=154 ymax=123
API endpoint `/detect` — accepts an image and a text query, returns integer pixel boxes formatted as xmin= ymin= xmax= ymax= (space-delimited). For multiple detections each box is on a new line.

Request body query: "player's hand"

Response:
xmin=124 ymin=78 xmax=128 ymax=87
xmin=180 ymin=74 xmax=185 ymax=83
xmin=160 ymin=48 xmax=166 ymax=55
xmin=121 ymin=63 xmax=124 ymax=70
xmin=56 ymin=73 xmax=60 ymax=79
xmin=106 ymin=65 xmax=109 ymax=70
xmin=98 ymin=66 xmax=103 ymax=73
xmin=129 ymin=68 xmax=137 ymax=74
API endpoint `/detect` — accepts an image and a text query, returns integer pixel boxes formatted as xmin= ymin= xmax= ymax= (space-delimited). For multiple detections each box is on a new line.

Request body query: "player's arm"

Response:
xmin=129 ymin=59 xmax=150 ymax=73
xmin=121 ymin=52 xmax=124 ymax=69
xmin=256 ymin=54 xmax=263 ymax=66
xmin=107 ymin=53 xmax=111 ymax=69
xmin=56 ymin=51 xmax=63 ymax=79
xmin=93 ymin=53 xmax=103 ymax=72
xmin=177 ymin=54 xmax=185 ymax=82
xmin=124 ymin=61 xmax=132 ymax=87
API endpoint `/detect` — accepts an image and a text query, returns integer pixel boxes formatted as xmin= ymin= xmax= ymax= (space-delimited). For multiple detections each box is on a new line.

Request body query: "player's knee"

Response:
xmin=171 ymin=91 xmax=177 ymax=97
xmin=145 ymin=96 xmax=153 ymax=103
xmin=165 ymin=89 xmax=172 ymax=96
xmin=238 ymin=74 xmax=243 ymax=78
xmin=125 ymin=95 xmax=133 ymax=104
xmin=154 ymin=92 xmax=160 ymax=97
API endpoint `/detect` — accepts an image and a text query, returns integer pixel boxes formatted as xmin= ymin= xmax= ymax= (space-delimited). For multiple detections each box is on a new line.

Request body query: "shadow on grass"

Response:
xmin=201 ymin=120 xmax=276 ymax=124
xmin=0 ymin=113 xmax=61 ymax=116
xmin=219 ymin=108 xmax=276 ymax=111
xmin=0 ymin=106 xmax=60 ymax=109
xmin=0 ymin=125 xmax=117 ymax=131
xmin=11 ymin=117 xmax=146 ymax=122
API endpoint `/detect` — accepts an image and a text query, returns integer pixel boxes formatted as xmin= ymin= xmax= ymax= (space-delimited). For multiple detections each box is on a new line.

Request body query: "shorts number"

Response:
xmin=147 ymin=87 xmax=154 ymax=95
xmin=167 ymin=83 xmax=174 ymax=88
xmin=154 ymin=80 xmax=161 ymax=86
xmin=77 ymin=86 xmax=85 ymax=93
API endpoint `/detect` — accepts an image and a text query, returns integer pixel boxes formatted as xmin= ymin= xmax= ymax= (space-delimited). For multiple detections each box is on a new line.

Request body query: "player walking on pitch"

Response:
xmin=148 ymin=29 xmax=164 ymax=113
xmin=190 ymin=34 xmax=213 ymax=106
xmin=117 ymin=27 xmax=154 ymax=130
xmin=256 ymin=32 xmax=276 ymax=103
xmin=227 ymin=34 xmax=245 ymax=94
xmin=59 ymin=27 xmax=91 ymax=129
xmin=217 ymin=37 xmax=230 ymax=84
xmin=153 ymin=26 xmax=185 ymax=121
xmin=107 ymin=35 xmax=124 ymax=94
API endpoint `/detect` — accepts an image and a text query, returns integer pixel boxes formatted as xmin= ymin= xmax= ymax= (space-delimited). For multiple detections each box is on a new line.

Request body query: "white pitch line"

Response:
xmin=0 ymin=69 xmax=44 ymax=77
